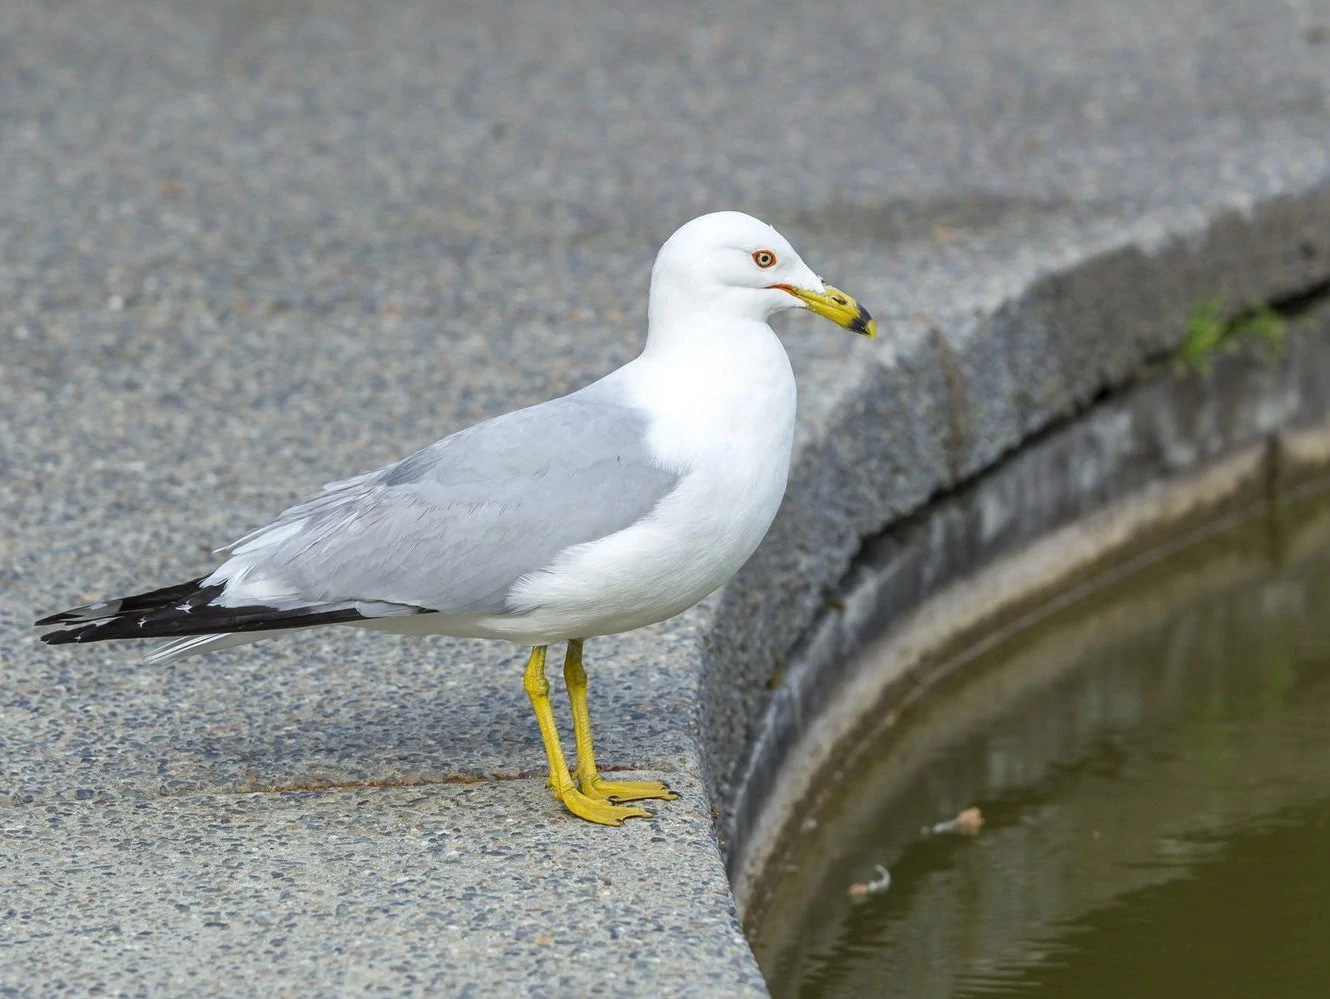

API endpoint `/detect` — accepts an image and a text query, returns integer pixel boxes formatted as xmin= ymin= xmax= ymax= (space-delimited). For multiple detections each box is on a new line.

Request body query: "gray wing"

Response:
xmin=214 ymin=382 xmax=680 ymax=615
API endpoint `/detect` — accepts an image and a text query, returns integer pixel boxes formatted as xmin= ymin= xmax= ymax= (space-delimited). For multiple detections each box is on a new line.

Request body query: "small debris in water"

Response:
xmin=922 ymin=806 xmax=985 ymax=837
xmin=847 ymin=865 xmax=891 ymax=900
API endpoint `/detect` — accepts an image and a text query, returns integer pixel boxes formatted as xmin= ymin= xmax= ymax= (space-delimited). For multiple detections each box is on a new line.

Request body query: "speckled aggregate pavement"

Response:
xmin=2 ymin=0 xmax=1329 ymax=994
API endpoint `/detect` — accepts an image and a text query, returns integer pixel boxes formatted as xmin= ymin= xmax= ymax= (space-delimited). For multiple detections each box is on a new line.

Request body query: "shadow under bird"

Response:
xmin=36 ymin=210 xmax=876 ymax=825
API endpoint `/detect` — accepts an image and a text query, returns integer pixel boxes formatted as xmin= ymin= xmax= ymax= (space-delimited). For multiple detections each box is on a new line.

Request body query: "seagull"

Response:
xmin=36 ymin=211 xmax=876 ymax=825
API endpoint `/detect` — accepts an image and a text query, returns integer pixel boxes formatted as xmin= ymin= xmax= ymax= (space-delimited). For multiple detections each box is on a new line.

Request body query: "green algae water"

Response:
xmin=750 ymin=487 xmax=1330 ymax=999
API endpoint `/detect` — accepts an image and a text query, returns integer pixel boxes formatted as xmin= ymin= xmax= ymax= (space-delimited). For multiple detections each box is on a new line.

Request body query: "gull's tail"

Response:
xmin=35 ymin=577 xmax=372 ymax=662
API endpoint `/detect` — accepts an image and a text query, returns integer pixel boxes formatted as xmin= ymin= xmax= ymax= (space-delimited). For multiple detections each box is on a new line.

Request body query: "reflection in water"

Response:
xmin=750 ymin=489 xmax=1330 ymax=999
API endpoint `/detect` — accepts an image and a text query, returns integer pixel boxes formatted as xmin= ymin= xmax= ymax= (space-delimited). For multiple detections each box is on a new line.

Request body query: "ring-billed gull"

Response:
xmin=37 ymin=211 xmax=876 ymax=825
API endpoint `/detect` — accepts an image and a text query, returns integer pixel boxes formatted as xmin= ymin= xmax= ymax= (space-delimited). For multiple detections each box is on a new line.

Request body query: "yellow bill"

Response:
xmin=771 ymin=283 xmax=876 ymax=339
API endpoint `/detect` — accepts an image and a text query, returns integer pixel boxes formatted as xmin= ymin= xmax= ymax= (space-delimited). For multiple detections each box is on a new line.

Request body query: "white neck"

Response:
xmin=646 ymin=272 xmax=780 ymax=350
xmin=624 ymin=307 xmax=797 ymax=479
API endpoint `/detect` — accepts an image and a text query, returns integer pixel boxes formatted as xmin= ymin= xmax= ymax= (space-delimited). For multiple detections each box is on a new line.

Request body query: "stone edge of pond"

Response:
xmin=704 ymin=179 xmax=1330 ymax=917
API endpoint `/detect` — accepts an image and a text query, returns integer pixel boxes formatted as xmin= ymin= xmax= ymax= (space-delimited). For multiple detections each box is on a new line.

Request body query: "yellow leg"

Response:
xmin=522 ymin=645 xmax=651 ymax=825
xmin=564 ymin=639 xmax=678 ymax=805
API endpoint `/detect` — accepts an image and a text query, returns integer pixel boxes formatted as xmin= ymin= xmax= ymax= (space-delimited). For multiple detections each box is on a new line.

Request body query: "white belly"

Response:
xmin=498 ymin=460 xmax=789 ymax=640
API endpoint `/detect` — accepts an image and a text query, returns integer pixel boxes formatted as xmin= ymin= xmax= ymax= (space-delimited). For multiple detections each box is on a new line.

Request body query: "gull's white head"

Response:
xmin=648 ymin=211 xmax=875 ymax=338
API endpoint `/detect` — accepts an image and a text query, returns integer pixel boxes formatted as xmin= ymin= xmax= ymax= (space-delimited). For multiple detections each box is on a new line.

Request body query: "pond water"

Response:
xmin=749 ymin=486 xmax=1330 ymax=999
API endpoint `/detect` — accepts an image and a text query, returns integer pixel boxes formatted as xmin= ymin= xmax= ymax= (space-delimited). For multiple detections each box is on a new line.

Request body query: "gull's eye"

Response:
xmin=752 ymin=249 xmax=778 ymax=269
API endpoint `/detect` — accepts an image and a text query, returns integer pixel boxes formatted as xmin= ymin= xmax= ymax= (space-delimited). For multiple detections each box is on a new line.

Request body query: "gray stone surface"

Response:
xmin=733 ymin=301 xmax=1330 ymax=907
xmin=1 ymin=0 xmax=1328 ymax=993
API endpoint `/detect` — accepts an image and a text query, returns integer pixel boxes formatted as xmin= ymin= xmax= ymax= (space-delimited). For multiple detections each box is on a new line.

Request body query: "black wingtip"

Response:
xmin=39 ymin=626 xmax=85 ymax=646
xmin=35 ymin=576 xmax=421 ymax=649
xmin=34 ymin=578 xmax=213 ymax=630
xmin=35 ymin=609 xmax=84 ymax=627
xmin=39 ymin=595 xmax=380 ymax=646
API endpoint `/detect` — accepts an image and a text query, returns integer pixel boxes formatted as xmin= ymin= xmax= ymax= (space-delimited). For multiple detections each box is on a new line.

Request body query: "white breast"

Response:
xmin=490 ymin=316 xmax=797 ymax=643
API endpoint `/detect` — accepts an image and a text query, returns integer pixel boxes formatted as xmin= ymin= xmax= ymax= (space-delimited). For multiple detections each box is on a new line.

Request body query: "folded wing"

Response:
xmin=37 ymin=381 xmax=680 ymax=651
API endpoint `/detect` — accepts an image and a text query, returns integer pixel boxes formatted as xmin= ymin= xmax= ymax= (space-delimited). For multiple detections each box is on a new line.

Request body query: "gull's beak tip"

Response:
xmin=856 ymin=309 xmax=877 ymax=340
xmin=832 ymin=286 xmax=876 ymax=339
